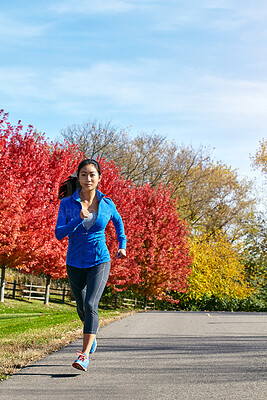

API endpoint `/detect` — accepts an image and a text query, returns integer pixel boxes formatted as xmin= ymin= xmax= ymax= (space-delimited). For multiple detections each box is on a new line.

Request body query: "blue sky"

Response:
xmin=1 ymin=0 xmax=267 ymax=182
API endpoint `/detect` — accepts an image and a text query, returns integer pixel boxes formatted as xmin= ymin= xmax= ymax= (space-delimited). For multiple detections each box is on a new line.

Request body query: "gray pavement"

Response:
xmin=0 ymin=311 xmax=266 ymax=400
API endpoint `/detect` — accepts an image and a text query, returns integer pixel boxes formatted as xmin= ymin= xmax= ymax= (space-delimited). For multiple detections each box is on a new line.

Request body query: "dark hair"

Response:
xmin=58 ymin=159 xmax=101 ymax=199
xmin=77 ymin=159 xmax=101 ymax=177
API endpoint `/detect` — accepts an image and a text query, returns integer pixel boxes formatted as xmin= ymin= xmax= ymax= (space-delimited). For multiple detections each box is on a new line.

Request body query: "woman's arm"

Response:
xmin=55 ymin=201 xmax=83 ymax=240
xmin=110 ymin=202 xmax=127 ymax=251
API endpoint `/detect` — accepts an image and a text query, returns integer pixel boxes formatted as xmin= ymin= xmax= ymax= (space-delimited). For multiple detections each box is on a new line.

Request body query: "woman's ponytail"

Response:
xmin=58 ymin=172 xmax=81 ymax=199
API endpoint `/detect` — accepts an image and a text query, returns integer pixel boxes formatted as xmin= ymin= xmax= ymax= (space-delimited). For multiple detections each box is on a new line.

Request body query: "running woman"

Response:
xmin=55 ymin=159 xmax=127 ymax=371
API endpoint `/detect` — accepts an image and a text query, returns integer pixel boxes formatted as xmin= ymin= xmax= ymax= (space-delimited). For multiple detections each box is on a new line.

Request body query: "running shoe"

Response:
xmin=72 ymin=351 xmax=89 ymax=371
xmin=90 ymin=337 xmax=97 ymax=354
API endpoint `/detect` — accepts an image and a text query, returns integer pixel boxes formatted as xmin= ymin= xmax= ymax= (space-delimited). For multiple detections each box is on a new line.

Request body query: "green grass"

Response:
xmin=0 ymin=298 xmax=134 ymax=380
xmin=0 ymin=299 xmax=79 ymax=337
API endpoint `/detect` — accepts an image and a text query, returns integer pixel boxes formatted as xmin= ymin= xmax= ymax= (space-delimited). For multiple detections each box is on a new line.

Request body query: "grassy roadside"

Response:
xmin=0 ymin=298 xmax=136 ymax=381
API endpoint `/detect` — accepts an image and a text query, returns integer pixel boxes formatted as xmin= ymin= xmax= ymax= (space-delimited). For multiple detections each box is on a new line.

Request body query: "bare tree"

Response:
xmin=61 ymin=121 xmax=130 ymax=161
xmin=60 ymin=121 xmax=255 ymax=236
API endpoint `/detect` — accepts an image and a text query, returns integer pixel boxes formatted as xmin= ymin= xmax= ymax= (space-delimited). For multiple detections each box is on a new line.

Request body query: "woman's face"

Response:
xmin=78 ymin=164 xmax=101 ymax=191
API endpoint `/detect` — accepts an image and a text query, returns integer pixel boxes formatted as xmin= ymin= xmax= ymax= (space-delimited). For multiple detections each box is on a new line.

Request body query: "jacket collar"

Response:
xmin=72 ymin=188 xmax=105 ymax=203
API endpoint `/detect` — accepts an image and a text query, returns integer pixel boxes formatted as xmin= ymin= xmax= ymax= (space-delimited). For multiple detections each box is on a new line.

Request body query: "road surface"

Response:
xmin=0 ymin=311 xmax=266 ymax=400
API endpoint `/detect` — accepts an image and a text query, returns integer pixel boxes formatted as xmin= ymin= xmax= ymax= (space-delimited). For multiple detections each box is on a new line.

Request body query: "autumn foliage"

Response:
xmin=187 ymin=231 xmax=253 ymax=300
xmin=99 ymin=161 xmax=192 ymax=302
xmin=0 ymin=111 xmax=192 ymax=303
xmin=1 ymin=110 xmax=264 ymax=310
xmin=0 ymin=110 xmax=82 ymax=279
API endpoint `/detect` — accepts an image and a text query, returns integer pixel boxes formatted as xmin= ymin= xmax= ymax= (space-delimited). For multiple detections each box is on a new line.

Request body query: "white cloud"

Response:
xmin=50 ymin=0 xmax=138 ymax=14
xmin=0 ymin=67 xmax=59 ymax=115
xmin=196 ymin=76 xmax=267 ymax=117
xmin=0 ymin=14 xmax=50 ymax=38
xmin=0 ymin=68 xmax=37 ymax=97
xmin=1 ymin=61 xmax=266 ymax=181
xmin=41 ymin=60 xmax=267 ymax=140
xmin=2 ymin=61 xmax=267 ymax=132
xmin=150 ymin=0 xmax=267 ymax=33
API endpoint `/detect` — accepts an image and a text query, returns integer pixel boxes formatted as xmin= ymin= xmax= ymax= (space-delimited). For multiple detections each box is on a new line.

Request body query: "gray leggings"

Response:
xmin=67 ymin=262 xmax=111 ymax=334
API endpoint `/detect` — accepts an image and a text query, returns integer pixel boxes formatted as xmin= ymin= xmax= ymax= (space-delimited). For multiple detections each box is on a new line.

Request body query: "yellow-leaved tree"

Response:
xmin=187 ymin=231 xmax=253 ymax=301
xmin=251 ymin=138 xmax=267 ymax=176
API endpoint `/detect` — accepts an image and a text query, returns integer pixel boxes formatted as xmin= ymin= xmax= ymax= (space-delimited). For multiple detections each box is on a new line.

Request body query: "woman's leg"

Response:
xmin=66 ymin=265 xmax=87 ymax=323
xmin=82 ymin=262 xmax=111 ymax=355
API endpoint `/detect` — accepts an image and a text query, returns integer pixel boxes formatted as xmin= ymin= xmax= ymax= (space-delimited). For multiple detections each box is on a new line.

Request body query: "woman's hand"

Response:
xmin=116 ymin=249 xmax=127 ymax=259
xmin=80 ymin=208 xmax=89 ymax=219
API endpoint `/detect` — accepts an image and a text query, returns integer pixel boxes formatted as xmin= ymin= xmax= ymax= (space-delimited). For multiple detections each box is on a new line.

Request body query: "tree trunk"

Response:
xmin=44 ymin=275 xmax=51 ymax=305
xmin=0 ymin=266 xmax=6 ymax=303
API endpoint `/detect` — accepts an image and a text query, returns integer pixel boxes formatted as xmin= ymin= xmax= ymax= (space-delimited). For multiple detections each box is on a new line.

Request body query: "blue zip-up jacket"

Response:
xmin=55 ymin=189 xmax=127 ymax=269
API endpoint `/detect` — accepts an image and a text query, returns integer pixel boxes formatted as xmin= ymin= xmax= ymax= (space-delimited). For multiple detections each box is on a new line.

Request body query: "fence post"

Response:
xmin=28 ymin=282 xmax=32 ymax=301
xmin=12 ymin=280 xmax=17 ymax=299
xmin=0 ymin=266 xmax=6 ymax=303
xmin=62 ymin=286 xmax=66 ymax=304
xmin=144 ymin=296 xmax=147 ymax=310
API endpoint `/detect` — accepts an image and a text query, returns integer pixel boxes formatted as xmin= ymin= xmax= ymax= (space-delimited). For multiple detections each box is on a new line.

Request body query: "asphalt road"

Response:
xmin=0 ymin=311 xmax=266 ymax=400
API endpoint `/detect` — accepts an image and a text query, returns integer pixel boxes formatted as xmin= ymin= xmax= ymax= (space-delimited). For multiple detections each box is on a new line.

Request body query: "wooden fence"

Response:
xmin=120 ymin=297 xmax=155 ymax=310
xmin=4 ymin=280 xmax=72 ymax=304
xmin=3 ymin=280 xmax=155 ymax=309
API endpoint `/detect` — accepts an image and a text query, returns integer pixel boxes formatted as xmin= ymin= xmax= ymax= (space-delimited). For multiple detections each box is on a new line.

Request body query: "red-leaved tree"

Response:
xmin=98 ymin=159 xmax=192 ymax=304
xmin=0 ymin=110 xmax=82 ymax=301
